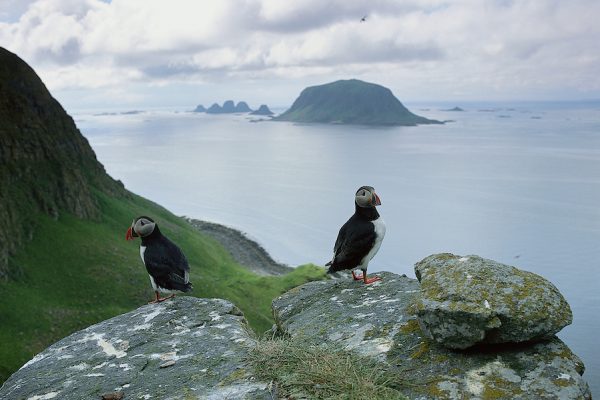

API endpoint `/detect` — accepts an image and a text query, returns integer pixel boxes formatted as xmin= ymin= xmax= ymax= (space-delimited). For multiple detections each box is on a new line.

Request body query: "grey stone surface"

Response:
xmin=415 ymin=253 xmax=573 ymax=349
xmin=273 ymin=271 xmax=420 ymax=360
xmin=273 ymin=271 xmax=591 ymax=399
xmin=0 ymin=297 xmax=271 ymax=400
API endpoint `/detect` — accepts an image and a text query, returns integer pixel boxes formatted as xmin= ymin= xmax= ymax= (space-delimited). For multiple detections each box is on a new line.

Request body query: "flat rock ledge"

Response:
xmin=272 ymin=271 xmax=591 ymax=399
xmin=415 ymin=253 xmax=572 ymax=349
xmin=0 ymin=297 xmax=271 ymax=400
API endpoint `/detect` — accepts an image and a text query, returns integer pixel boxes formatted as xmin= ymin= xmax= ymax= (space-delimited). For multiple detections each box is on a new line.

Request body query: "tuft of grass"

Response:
xmin=248 ymin=337 xmax=408 ymax=400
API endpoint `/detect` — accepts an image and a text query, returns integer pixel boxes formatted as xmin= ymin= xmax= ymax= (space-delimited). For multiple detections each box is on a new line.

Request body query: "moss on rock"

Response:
xmin=415 ymin=253 xmax=572 ymax=349
xmin=272 ymin=269 xmax=591 ymax=399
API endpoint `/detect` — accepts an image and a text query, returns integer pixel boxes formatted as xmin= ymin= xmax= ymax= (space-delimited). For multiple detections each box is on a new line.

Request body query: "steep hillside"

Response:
xmin=0 ymin=47 xmax=125 ymax=277
xmin=274 ymin=79 xmax=441 ymax=126
xmin=0 ymin=47 xmax=326 ymax=383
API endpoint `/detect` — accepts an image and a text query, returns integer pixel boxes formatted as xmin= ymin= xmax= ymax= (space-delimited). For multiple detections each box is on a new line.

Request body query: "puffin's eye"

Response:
xmin=140 ymin=221 xmax=145 ymax=226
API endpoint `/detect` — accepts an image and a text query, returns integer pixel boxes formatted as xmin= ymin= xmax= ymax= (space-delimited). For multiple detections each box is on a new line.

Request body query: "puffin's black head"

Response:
xmin=125 ymin=216 xmax=157 ymax=241
xmin=355 ymin=186 xmax=381 ymax=208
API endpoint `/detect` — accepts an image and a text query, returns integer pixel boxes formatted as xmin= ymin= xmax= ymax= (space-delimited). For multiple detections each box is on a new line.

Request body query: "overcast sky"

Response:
xmin=1 ymin=0 xmax=599 ymax=110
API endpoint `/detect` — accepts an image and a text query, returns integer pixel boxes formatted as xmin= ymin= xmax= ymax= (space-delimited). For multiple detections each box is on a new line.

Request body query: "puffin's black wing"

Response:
xmin=327 ymin=216 xmax=376 ymax=272
xmin=332 ymin=221 xmax=348 ymax=259
xmin=144 ymin=238 xmax=192 ymax=292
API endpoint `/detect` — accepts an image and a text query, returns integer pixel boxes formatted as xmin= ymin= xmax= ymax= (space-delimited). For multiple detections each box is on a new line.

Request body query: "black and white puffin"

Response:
xmin=326 ymin=186 xmax=386 ymax=284
xmin=125 ymin=216 xmax=193 ymax=303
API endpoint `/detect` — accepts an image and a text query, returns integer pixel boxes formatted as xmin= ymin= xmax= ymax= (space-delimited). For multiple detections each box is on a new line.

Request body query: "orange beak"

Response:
xmin=373 ymin=193 xmax=382 ymax=206
xmin=126 ymin=227 xmax=134 ymax=241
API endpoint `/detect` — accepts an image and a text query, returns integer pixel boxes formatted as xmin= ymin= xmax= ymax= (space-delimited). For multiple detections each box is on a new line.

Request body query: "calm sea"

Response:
xmin=75 ymin=101 xmax=600 ymax=394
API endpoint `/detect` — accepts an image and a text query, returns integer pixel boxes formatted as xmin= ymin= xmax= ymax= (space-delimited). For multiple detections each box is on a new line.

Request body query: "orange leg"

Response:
xmin=148 ymin=291 xmax=175 ymax=304
xmin=362 ymin=272 xmax=382 ymax=285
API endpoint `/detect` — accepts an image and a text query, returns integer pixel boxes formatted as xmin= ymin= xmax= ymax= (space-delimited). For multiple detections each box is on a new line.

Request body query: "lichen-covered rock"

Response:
xmin=415 ymin=253 xmax=572 ymax=349
xmin=273 ymin=271 xmax=420 ymax=360
xmin=273 ymin=271 xmax=591 ymax=399
xmin=389 ymin=321 xmax=591 ymax=400
xmin=0 ymin=297 xmax=271 ymax=400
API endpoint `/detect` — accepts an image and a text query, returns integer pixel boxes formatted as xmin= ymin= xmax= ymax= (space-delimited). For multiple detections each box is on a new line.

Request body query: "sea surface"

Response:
xmin=75 ymin=101 xmax=600 ymax=395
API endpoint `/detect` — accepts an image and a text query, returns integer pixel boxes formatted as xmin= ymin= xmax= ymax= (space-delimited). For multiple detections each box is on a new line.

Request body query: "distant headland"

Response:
xmin=273 ymin=79 xmax=442 ymax=126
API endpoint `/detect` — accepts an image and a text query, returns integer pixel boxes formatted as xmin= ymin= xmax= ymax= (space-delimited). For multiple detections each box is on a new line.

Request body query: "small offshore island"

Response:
xmin=274 ymin=79 xmax=442 ymax=126
xmin=193 ymin=101 xmax=273 ymax=115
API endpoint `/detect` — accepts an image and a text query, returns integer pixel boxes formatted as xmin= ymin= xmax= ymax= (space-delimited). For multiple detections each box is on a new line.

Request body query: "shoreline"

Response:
xmin=185 ymin=218 xmax=293 ymax=276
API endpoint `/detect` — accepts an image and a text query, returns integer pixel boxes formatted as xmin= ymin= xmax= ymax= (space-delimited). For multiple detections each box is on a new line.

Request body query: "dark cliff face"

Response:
xmin=0 ymin=47 xmax=126 ymax=277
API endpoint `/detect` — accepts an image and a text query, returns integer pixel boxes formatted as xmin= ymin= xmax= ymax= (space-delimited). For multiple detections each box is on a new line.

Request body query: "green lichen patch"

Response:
xmin=399 ymin=319 xmax=422 ymax=335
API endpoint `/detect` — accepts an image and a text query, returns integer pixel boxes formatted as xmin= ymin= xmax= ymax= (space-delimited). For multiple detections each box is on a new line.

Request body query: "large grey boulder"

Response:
xmin=0 ymin=297 xmax=271 ymax=400
xmin=274 ymin=271 xmax=420 ymax=360
xmin=273 ymin=271 xmax=591 ymax=399
xmin=415 ymin=253 xmax=572 ymax=349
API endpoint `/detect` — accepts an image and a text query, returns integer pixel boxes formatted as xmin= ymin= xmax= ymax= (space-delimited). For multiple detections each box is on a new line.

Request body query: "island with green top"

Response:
xmin=274 ymin=79 xmax=442 ymax=126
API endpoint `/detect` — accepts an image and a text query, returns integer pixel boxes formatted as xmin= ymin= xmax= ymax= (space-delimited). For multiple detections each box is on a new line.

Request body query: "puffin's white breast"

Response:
xmin=140 ymin=245 xmax=146 ymax=265
xmin=148 ymin=274 xmax=158 ymax=291
xmin=360 ymin=218 xmax=386 ymax=267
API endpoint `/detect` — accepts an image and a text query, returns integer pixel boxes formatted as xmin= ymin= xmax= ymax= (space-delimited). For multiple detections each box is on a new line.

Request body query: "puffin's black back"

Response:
xmin=141 ymin=226 xmax=192 ymax=292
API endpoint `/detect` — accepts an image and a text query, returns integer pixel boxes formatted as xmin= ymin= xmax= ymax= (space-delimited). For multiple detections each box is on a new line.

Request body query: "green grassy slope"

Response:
xmin=0 ymin=191 xmax=326 ymax=383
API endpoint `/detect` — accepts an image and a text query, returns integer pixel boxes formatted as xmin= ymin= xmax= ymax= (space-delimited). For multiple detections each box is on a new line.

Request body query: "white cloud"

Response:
xmin=0 ymin=0 xmax=38 ymax=22
xmin=1 ymin=0 xmax=599 ymax=108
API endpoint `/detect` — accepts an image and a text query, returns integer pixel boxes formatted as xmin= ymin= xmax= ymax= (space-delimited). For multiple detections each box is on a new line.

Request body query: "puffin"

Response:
xmin=125 ymin=216 xmax=193 ymax=303
xmin=326 ymin=186 xmax=386 ymax=284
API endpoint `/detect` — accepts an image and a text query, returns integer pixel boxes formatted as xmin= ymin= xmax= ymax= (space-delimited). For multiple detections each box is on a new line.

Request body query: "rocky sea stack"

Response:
xmin=234 ymin=101 xmax=252 ymax=112
xmin=250 ymin=104 xmax=274 ymax=116
xmin=205 ymin=100 xmax=253 ymax=114
xmin=274 ymin=79 xmax=442 ymax=126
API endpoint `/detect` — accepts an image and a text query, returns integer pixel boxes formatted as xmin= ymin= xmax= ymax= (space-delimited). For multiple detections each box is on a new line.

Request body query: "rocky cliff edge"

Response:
xmin=0 ymin=254 xmax=591 ymax=399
